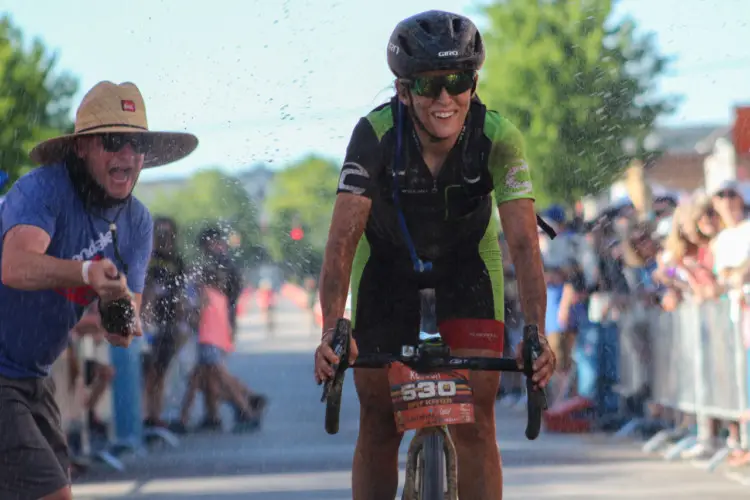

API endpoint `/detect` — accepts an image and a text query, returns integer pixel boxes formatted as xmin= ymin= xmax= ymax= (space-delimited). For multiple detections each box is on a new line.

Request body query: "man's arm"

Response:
xmin=1 ymin=172 xmax=83 ymax=290
xmin=319 ymin=194 xmax=371 ymax=332
xmin=2 ymin=225 xmax=85 ymax=290
xmin=499 ymin=199 xmax=546 ymax=333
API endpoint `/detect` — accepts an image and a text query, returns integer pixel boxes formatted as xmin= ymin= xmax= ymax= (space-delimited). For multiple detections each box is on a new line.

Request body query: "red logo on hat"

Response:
xmin=121 ymin=100 xmax=136 ymax=112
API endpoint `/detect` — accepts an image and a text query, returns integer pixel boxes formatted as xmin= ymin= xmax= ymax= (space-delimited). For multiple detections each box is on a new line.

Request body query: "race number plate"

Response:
xmin=387 ymin=362 xmax=475 ymax=432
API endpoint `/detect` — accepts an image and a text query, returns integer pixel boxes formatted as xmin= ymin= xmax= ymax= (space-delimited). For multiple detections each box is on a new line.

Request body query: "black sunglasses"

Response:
xmin=99 ymin=133 xmax=152 ymax=154
xmin=401 ymin=71 xmax=476 ymax=99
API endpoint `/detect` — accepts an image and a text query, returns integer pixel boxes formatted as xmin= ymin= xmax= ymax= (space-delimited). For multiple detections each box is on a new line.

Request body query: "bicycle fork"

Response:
xmin=402 ymin=426 xmax=459 ymax=500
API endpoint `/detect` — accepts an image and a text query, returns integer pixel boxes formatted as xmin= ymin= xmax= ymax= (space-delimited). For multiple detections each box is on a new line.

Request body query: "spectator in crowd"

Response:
xmin=707 ymin=181 xmax=750 ymax=466
xmin=497 ymin=234 xmax=524 ymax=405
xmin=256 ymin=278 xmax=277 ymax=334
xmin=304 ymin=276 xmax=318 ymax=327
xmin=712 ymin=181 xmax=750 ymax=290
xmin=539 ymin=205 xmax=579 ymax=404
xmin=141 ymin=216 xmax=187 ymax=430
xmin=653 ymin=195 xmax=678 ymax=223
xmin=652 ymin=194 xmax=746 ymax=461
xmin=172 ymin=265 xmax=266 ymax=434
xmin=197 ymin=226 xmax=243 ymax=340
xmin=622 ymin=220 xmax=662 ymax=303
xmin=71 ymin=303 xmax=115 ymax=438
xmin=618 ymin=220 xmax=663 ymax=411
xmin=658 ymin=200 xmax=715 ymax=302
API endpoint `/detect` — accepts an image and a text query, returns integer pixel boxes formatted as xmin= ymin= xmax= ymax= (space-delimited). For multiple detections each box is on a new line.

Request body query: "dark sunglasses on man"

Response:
xmin=99 ymin=133 xmax=153 ymax=154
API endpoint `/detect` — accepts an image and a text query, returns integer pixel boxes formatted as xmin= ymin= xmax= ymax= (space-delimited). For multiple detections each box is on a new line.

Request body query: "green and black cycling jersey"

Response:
xmin=337 ymin=96 xmax=534 ymax=269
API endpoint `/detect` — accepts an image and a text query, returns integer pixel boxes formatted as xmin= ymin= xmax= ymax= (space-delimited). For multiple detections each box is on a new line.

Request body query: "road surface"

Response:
xmin=72 ymin=297 xmax=750 ymax=499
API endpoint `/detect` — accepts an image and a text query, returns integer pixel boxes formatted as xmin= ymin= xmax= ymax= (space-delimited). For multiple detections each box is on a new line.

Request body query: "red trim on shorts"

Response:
xmin=438 ymin=319 xmax=504 ymax=353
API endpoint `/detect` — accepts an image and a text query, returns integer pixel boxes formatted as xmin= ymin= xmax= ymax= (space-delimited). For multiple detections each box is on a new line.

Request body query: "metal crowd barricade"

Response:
xmin=618 ymin=298 xmax=750 ymax=473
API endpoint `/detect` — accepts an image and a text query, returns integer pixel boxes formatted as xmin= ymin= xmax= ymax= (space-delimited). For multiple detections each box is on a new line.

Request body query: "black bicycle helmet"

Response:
xmin=387 ymin=10 xmax=485 ymax=78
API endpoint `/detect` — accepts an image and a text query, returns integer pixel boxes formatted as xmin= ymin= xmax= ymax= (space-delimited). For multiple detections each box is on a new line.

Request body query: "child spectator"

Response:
xmin=172 ymin=266 xmax=266 ymax=434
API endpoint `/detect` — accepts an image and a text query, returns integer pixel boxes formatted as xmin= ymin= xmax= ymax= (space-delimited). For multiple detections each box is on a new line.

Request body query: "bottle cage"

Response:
xmin=391 ymin=101 xmax=556 ymax=274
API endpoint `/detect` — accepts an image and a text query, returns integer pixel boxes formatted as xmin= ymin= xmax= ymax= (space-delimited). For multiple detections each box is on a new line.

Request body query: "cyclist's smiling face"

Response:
xmin=399 ymin=70 xmax=474 ymax=142
xmin=75 ymin=135 xmax=145 ymax=200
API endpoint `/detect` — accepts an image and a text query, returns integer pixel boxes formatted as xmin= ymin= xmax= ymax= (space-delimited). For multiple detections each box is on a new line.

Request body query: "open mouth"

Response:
xmin=109 ymin=167 xmax=133 ymax=184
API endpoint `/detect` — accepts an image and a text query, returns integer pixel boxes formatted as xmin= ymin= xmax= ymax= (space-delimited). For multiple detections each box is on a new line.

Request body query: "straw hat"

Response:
xmin=30 ymin=81 xmax=198 ymax=168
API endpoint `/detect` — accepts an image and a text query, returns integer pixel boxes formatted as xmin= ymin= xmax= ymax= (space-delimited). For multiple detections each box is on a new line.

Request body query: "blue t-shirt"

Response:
xmin=0 ymin=164 xmax=153 ymax=378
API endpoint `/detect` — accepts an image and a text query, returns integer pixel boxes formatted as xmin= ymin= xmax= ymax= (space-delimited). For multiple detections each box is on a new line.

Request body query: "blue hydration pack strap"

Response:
xmin=391 ymin=101 xmax=555 ymax=273
xmin=392 ymin=101 xmax=432 ymax=273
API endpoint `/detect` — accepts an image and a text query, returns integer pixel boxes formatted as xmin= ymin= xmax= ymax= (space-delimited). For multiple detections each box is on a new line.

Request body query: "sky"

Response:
xmin=2 ymin=0 xmax=749 ymax=182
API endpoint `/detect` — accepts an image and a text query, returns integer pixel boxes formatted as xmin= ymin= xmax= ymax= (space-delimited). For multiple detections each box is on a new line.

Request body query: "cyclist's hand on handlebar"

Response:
xmin=314 ymin=329 xmax=358 ymax=385
xmin=516 ymin=334 xmax=556 ymax=389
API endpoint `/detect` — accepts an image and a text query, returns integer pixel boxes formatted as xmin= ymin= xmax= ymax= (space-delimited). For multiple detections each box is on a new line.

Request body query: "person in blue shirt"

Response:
xmin=0 ymin=81 xmax=197 ymax=500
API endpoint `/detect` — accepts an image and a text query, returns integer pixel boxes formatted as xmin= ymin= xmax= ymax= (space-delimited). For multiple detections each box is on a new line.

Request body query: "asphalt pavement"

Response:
xmin=72 ymin=297 xmax=750 ymax=499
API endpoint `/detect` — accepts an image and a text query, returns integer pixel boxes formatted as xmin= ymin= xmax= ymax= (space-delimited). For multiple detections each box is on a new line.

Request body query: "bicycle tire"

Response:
xmin=419 ymin=432 xmax=445 ymax=500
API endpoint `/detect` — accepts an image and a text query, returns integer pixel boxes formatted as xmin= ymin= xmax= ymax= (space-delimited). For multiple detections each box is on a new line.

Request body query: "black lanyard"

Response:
xmin=86 ymin=202 xmax=129 ymax=276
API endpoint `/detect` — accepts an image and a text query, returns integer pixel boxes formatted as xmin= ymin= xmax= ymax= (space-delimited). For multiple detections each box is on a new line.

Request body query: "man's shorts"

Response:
xmin=197 ymin=344 xmax=227 ymax=366
xmin=0 ymin=375 xmax=70 ymax=500
xmin=350 ymin=243 xmax=506 ymax=355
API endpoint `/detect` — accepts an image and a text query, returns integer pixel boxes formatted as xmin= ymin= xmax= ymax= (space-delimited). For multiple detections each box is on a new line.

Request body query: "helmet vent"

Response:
xmin=398 ymin=35 xmax=413 ymax=56
xmin=473 ymin=32 xmax=482 ymax=53
xmin=451 ymin=18 xmax=463 ymax=35
xmin=417 ymin=20 xmax=432 ymax=34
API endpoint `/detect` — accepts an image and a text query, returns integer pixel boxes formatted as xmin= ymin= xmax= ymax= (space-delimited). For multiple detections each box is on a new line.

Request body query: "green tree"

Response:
xmin=144 ymin=168 xmax=261 ymax=263
xmin=0 ymin=15 xmax=78 ymax=190
xmin=264 ymin=155 xmax=339 ymax=276
xmin=479 ymin=0 xmax=678 ymax=207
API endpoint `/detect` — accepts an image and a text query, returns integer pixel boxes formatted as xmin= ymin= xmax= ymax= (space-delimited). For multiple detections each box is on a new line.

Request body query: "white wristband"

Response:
xmin=81 ymin=260 xmax=92 ymax=285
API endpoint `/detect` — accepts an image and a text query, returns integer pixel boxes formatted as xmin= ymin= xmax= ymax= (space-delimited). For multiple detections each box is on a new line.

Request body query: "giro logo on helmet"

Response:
xmin=388 ymin=43 xmax=400 ymax=55
xmin=438 ymin=50 xmax=459 ymax=57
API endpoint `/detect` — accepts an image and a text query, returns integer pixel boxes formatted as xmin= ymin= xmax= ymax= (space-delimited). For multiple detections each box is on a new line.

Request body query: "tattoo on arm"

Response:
xmin=319 ymin=194 xmax=371 ymax=332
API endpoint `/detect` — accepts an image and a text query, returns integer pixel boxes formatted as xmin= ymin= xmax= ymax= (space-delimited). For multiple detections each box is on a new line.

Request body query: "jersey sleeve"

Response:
xmin=336 ymin=117 xmax=383 ymax=199
xmin=488 ymin=116 xmax=535 ymax=205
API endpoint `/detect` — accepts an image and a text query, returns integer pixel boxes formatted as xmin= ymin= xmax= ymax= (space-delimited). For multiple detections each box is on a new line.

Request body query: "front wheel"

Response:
xmin=418 ymin=433 xmax=445 ymax=500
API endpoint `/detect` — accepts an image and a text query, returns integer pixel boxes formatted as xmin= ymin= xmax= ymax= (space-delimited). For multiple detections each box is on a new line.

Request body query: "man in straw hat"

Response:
xmin=0 ymin=81 xmax=197 ymax=500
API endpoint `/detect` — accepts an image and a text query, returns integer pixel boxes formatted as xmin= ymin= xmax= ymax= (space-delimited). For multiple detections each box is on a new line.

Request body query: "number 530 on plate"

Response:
xmin=387 ymin=362 xmax=475 ymax=432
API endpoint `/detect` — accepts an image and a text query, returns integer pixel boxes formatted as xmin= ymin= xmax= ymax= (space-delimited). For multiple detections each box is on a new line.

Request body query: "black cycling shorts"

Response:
xmin=350 ymin=242 xmax=506 ymax=356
